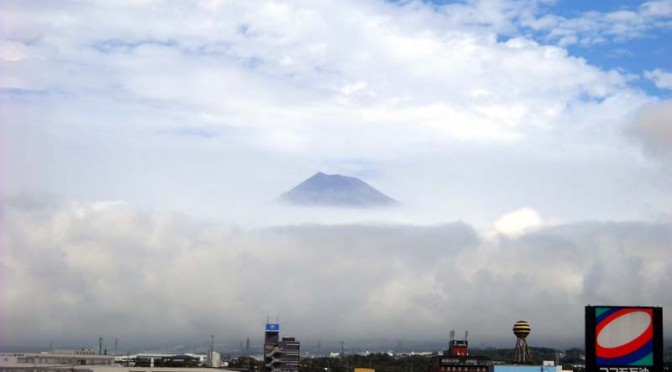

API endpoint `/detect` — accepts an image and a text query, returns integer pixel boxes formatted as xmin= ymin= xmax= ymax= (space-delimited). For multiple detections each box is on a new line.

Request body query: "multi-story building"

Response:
xmin=279 ymin=337 xmax=299 ymax=372
xmin=263 ymin=323 xmax=300 ymax=372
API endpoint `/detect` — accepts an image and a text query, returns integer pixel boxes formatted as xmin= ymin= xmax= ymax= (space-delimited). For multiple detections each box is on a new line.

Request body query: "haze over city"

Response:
xmin=1 ymin=0 xmax=671 ymax=352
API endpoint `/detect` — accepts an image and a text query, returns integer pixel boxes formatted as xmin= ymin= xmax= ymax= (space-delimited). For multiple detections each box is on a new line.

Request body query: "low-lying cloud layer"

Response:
xmin=2 ymin=195 xmax=670 ymax=349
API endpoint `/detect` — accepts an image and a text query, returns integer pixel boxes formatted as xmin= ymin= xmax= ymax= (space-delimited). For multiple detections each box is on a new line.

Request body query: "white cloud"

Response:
xmin=0 ymin=1 xmax=668 ymax=226
xmin=641 ymin=0 xmax=672 ymax=17
xmin=0 ymin=40 xmax=29 ymax=61
xmin=494 ymin=207 xmax=543 ymax=236
xmin=645 ymin=68 xmax=672 ymax=90
xmin=1 ymin=0 xmax=662 ymax=227
xmin=0 ymin=0 xmax=633 ymax=146
xmin=520 ymin=0 xmax=672 ymax=46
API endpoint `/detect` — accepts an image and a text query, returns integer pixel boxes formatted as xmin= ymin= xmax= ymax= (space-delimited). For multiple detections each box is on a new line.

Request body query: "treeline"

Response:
xmin=225 ymin=354 xmax=427 ymax=372
xmin=472 ymin=346 xmax=585 ymax=365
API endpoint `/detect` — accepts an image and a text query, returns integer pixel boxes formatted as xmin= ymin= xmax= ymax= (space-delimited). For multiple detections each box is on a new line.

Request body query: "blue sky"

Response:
xmin=535 ymin=0 xmax=672 ymax=96
xmin=1 ymin=0 xmax=672 ymax=349
xmin=422 ymin=0 xmax=672 ymax=96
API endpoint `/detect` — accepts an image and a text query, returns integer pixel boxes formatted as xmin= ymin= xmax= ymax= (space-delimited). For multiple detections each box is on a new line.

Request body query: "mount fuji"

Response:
xmin=278 ymin=172 xmax=399 ymax=208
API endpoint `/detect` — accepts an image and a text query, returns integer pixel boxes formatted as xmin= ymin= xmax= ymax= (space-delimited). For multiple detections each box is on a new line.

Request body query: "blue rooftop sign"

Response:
xmin=265 ymin=323 xmax=280 ymax=332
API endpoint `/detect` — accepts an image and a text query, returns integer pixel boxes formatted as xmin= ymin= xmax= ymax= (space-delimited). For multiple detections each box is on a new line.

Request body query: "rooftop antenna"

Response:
xmin=449 ymin=330 xmax=455 ymax=342
xmin=465 ymin=331 xmax=469 ymax=341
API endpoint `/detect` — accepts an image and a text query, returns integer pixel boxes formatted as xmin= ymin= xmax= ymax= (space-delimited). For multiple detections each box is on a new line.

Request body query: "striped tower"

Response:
xmin=512 ymin=320 xmax=532 ymax=364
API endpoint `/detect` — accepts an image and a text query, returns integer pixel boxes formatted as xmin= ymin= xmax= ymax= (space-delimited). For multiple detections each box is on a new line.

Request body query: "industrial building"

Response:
xmin=0 ymin=351 xmax=234 ymax=372
xmin=0 ymin=351 xmax=115 ymax=369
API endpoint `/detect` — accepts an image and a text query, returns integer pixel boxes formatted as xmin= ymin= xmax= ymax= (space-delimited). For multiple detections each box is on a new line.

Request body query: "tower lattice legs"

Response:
xmin=513 ymin=337 xmax=531 ymax=364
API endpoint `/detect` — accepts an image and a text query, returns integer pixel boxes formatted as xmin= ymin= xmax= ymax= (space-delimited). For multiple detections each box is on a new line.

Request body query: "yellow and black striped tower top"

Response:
xmin=513 ymin=320 xmax=531 ymax=339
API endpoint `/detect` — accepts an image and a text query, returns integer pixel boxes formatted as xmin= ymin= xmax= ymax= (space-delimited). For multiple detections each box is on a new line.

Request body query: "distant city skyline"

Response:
xmin=1 ymin=0 xmax=671 ymax=350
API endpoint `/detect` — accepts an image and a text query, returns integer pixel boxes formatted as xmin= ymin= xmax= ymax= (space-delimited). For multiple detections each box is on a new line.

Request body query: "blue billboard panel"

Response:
xmin=265 ymin=323 xmax=280 ymax=332
xmin=586 ymin=306 xmax=663 ymax=372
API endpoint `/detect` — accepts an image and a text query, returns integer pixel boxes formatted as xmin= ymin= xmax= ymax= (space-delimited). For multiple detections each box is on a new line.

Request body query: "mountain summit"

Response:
xmin=278 ymin=172 xmax=399 ymax=208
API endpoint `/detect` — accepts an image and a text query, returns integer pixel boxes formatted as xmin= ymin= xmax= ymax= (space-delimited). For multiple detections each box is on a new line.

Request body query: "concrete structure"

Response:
xmin=263 ymin=324 xmax=300 ymax=372
xmin=207 ymin=351 xmax=221 ymax=368
xmin=278 ymin=338 xmax=299 ymax=372
xmin=264 ymin=323 xmax=281 ymax=372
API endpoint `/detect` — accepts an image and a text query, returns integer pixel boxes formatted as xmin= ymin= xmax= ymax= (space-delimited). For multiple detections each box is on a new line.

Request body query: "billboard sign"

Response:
xmin=265 ymin=323 xmax=280 ymax=332
xmin=586 ymin=306 xmax=663 ymax=372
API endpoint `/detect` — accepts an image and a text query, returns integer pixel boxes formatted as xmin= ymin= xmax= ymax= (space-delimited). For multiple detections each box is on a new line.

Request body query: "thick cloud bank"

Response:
xmin=2 ymin=196 xmax=670 ymax=349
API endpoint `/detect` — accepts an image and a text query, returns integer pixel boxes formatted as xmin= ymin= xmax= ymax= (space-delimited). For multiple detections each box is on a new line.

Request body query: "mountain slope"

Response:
xmin=278 ymin=172 xmax=399 ymax=208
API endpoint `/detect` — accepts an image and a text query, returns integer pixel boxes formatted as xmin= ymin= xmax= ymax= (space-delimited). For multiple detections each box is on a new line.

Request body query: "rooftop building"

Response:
xmin=428 ymin=332 xmax=491 ymax=372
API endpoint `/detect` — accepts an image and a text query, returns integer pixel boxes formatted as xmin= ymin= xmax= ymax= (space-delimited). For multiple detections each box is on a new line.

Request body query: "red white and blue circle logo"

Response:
xmin=595 ymin=307 xmax=654 ymax=366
